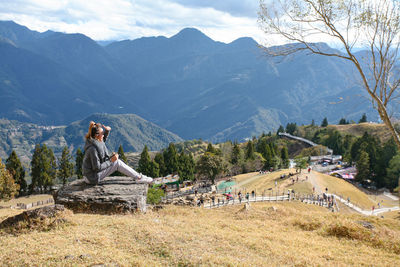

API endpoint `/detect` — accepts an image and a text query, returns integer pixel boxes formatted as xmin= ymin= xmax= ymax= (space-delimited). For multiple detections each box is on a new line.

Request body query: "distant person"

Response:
xmin=82 ymin=121 xmax=153 ymax=185
xmin=308 ymin=167 xmax=311 ymax=173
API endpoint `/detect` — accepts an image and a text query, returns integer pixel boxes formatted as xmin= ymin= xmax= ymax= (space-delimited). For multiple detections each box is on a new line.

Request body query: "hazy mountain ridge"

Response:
xmin=0 ymin=20 xmax=378 ymax=142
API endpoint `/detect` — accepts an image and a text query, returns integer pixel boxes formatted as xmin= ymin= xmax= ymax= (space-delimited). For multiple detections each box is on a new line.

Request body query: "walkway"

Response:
xmin=307 ymin=171 xmax=399 ymax=216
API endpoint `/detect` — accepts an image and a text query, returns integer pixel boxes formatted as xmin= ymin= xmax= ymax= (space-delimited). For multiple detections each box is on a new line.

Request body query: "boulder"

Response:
xmin=54 ymin=177 xmax=149 ymax=213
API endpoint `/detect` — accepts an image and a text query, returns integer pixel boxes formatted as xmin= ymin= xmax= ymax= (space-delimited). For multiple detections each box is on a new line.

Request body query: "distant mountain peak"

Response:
xmin=171 ymin=27 xmax=213 ymax=42
xmin=229 ymin=37 xmax=258 ymax=48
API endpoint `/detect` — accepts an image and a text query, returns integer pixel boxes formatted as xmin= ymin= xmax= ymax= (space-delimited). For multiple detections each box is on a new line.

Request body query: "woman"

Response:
xmin=82 ymin=121 xmax=153 ymax=184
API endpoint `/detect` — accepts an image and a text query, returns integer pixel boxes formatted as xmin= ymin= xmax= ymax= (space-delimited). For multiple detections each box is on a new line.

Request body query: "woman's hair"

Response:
xmin=85 ymin=121 xmax=102 ymax=139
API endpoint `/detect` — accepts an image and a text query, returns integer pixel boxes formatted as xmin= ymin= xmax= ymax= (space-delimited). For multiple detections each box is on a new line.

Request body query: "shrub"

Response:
xmin=147 ymin=187 xmax=165 ymax=205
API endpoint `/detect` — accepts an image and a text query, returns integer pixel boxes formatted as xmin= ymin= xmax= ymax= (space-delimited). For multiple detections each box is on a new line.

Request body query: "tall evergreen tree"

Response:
xmin=311 ymin=119 xmax=315 ymax=126
xmin=276 ymin=125 xmax=285 ymax=135
xmin=154 ymin=153 xmax=166 ymax=177
xmin=339 ymin=118 xmax=348 ymax=125
xmin=178 ymin=152 xmax=195 ymax=181
xmin=285 ymin=122 xmax=297 ymax=135
xmin=359 ymin=113 xmax=367 ymax=123
xmin=385 ymin=153 xmax=400 ymax=189
xmin=30 ymin=144 xmax=42 ymax=193
xmin=231 ymin=142 xmax=241 ymax=165
xmin=30 ymin=144 xmax=56 ymax=193
xmin=163 ymin=143 xmax=179 ymax=175
xmin=138 ymin=145 xmax=152 ymax=176
xmin=118 ymin=145 xmax=128 ymax=163
xmin=280 ymin=146 xmax=289 ymax=169
xmin=58 ymin=146 xmax=74 ymax=185
xmin=44 ymin=145 xmax=57 ymax=191
xmin=321 ymin=117 xmax=328 ymax=127
xmin=6 ymin=150 xmax=26 ymax=196
xmin=75 ymin=148 xmax=84 ymax=179
xmin=245 ymin=140 xmax=255 ymax=160
xmin=356 ymin=150 xmax=370 ymax=183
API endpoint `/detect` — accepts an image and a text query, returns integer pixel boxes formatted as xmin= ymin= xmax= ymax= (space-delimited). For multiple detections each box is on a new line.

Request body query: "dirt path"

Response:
xmin=308 ymin=171 xmax=323 ymax=194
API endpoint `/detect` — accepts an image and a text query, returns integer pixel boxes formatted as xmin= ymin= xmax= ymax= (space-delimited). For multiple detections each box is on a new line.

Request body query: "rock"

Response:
xmin=268 ymin=206 xmax=278 ymax=212
xmin=54 ymin=177 xmax=149 ymax=213
xmin=185 ymin=195 xmax=195 ymax=201
xmin=0 ymin=205 xmax=69 ymax=234
xmin=357 ymin=221 xmax=374 ymax=230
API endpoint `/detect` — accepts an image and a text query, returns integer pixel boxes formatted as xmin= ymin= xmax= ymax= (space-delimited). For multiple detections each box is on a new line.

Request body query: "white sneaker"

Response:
xmin=138 ymin=173 xmax=153 ymax=184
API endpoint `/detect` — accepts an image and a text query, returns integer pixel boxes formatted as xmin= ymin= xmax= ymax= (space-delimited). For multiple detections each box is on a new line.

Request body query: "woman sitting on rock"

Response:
xmin=82 ymin=121 xmax=153 ymax=185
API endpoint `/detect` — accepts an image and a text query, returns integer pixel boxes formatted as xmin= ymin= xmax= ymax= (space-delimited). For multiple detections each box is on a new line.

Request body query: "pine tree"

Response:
xmin=163 ymin=143 xmax=179 ymax=175
xmin=138 ymin=145 xmax=152 ymax=176
xmin=311 ymin=119 xmax=315 ymax=126
xmin=30 ymin=144 xmax=57 ymax=193
xmin=359 ymin=113 xmax=367 ymax=123
xmin=44 ymin=145 xmax=57 ymax=191
xmin=178 ymin=152 xmax=195 ymax=181
xmin=75 ymin=148 xmax=84 ymax=179
xmin=0 ymin=158 xmax=19 ymax=201
xmin=245 ymin=140 xmax=255 ymax=160
xmin=339 ymin=118 xmax=348 ymax=125
xmin=30 ymin=144 xmax=42 ymax=193
xmin=154 ymin=153 xmax=166 ymax=177
xmin=321 ymin=117 xmax=328 ymax=127
xmin=6 ymin=150 xmax=26 ymax=196
xmin=356 ymin=150 xmax=370 ymax=183
xmin=263 ymin=144 xmax=273 ymax=169
xmin=280 ymin=146 xmax=289 ymax=169
xmin=231 ymin=142 xmax=241 ymax=165
xmin=118 ymin=145 xmax=128 ymax=163
xmin=285 ymin=122 xmax=297 ymax=135
xmin=276 ymin=125 xmax=285 ymax=135
xmin=148 ymin=160 xmax=160 ymax=178
xmin=58 ymin=146 xmax=74 ymax=185
xmin=385 ymin=153 xmax=400 ymax=189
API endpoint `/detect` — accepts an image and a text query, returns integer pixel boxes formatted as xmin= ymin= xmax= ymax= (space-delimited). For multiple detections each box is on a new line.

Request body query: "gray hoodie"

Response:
xmin=82 ymin=134 xmax=111 ymax=184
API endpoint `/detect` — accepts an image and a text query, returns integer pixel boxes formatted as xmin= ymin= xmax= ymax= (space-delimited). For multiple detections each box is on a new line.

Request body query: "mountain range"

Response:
xmin=0 ymin=20 xmax=379 ymax=142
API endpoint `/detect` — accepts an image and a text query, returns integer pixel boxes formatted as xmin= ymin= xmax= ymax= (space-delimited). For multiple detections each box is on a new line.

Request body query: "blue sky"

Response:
xmin=0 ymin=0 xmax=264 ymax=43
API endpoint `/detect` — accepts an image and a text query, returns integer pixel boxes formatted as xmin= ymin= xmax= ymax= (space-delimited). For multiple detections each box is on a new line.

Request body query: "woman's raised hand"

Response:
xmin=104 ymin=125 xmax=111 ymax=131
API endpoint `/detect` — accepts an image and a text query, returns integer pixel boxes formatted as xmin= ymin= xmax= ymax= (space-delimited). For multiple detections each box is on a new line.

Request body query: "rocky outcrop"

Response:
xmin=54 ymin=177 xmax=149 ymax=213
xmin=0 ymin=205 xmax=68 ymax=234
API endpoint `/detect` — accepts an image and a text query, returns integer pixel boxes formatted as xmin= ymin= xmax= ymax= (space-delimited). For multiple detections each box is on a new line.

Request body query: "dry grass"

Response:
xmin=235 ymin=169 xmax=298 ymax=192
xmin=0 ymin=202 xmax=399 ymax=266
xmin=0 ymin=194 xmax=53 ymax=207
xmin=233 ymin=172 xmax=259 ymax=184
xmin=329 ymin=123 xmax=392 ymax=143
xmin=313 ymin=172 xmax=376 ymax=209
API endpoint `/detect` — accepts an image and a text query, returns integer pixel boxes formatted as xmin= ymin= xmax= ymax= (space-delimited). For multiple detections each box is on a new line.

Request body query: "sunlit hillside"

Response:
xmin=0 ymin=202 xmax=399 ymax=266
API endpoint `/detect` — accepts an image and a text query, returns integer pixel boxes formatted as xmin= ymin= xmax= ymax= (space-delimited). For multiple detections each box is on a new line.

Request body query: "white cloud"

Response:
xmin=0 ymin=0 xmax=264 ymax=43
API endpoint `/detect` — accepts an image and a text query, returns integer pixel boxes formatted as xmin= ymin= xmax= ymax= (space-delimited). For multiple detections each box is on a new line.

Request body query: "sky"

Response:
xmin=0 ymin=0 xmax=265 ymax=43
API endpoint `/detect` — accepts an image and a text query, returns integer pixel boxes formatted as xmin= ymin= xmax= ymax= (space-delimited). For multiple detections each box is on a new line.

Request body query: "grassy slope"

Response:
xmin=328 ymin=122 xmax=392 ymax=143
xmin=312 ymin=172 xmax=376 ymax=209
xmin=234 ymin=169 xmax=313 ymax=195
xmin=0 ymin=203 xmax=399 ymax=266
